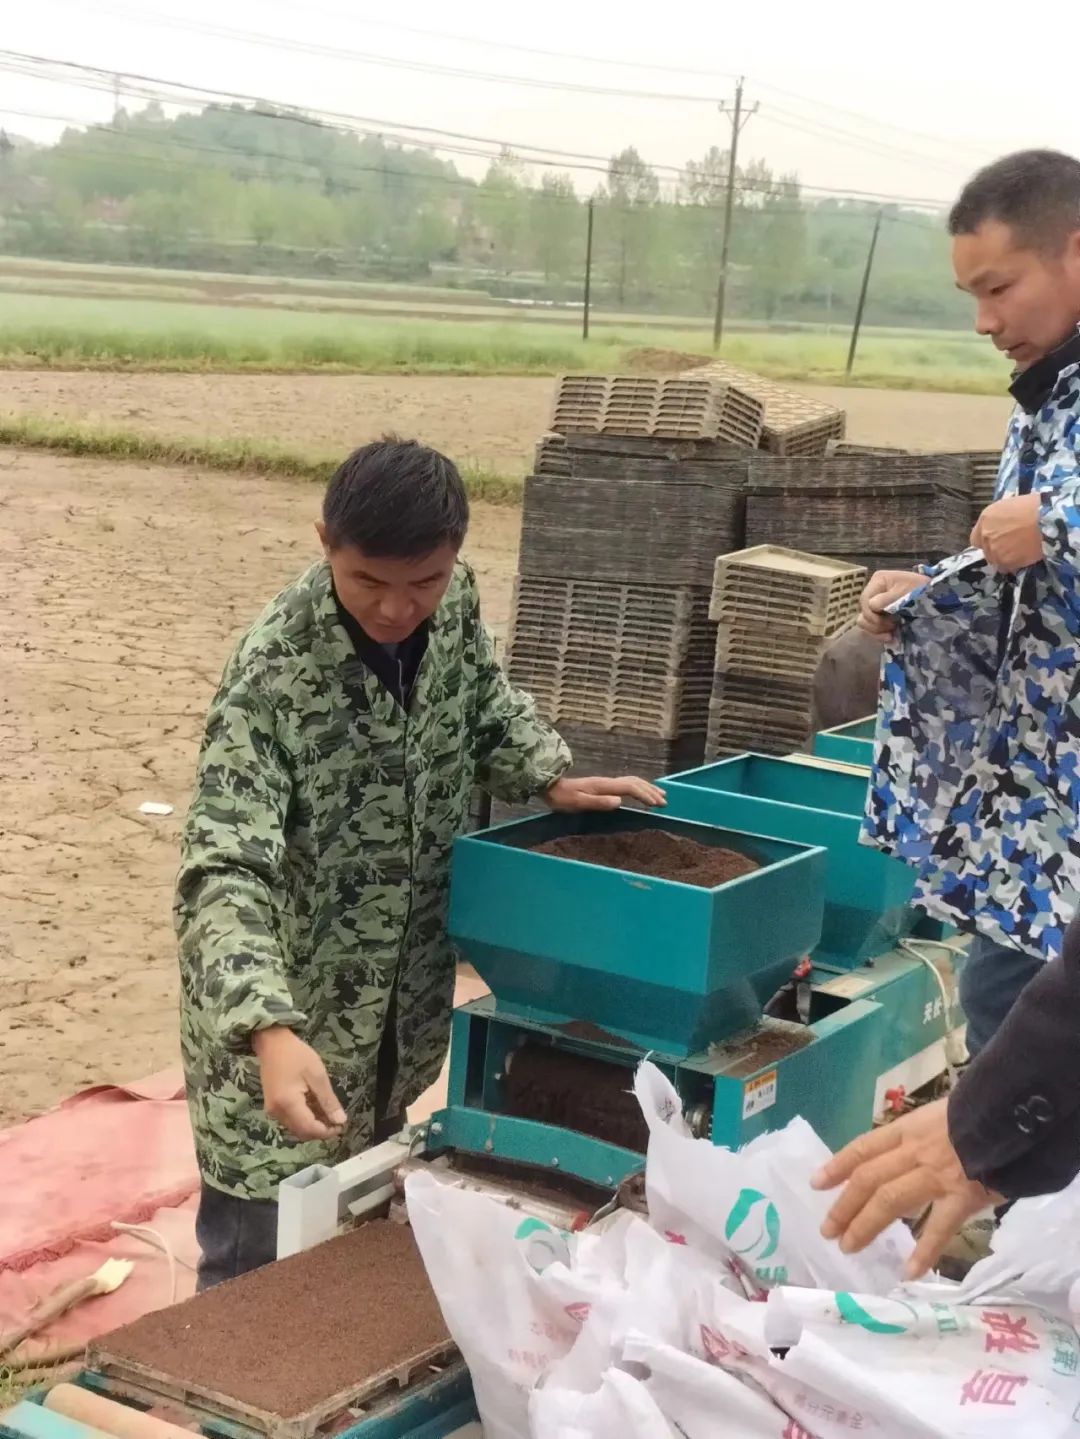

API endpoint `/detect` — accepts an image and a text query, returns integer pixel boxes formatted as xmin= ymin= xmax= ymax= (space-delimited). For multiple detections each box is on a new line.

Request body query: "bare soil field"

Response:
xmin=0 ymin=447 xmax=519 ymax=1126
xmin=0 ymin=372 xmax=1013 ymax=476
xmin=0 ymin=374 xmax=1014 ymax=1124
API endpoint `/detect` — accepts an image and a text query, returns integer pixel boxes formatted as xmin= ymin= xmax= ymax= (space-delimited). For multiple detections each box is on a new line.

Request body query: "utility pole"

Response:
xmin=582 ymin=196 xmax=595 ymax=341
xmin=846 ymin=207 xmax=884 ymax=379
xmin=712 ymin=76 xmax=757 ymax=350
xmin=112 ymin=73 xmax=123 ymax=122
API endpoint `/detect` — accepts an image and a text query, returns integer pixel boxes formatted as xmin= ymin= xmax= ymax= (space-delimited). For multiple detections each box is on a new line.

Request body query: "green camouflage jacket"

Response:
xmin=176 ymin=559 xmax=569 ymax=1200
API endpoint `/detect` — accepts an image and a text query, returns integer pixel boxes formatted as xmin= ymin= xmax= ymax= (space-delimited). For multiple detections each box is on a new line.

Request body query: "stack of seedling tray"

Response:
xmin=534 ymin=433 xmax=572 ymax=476
xmin=502 ymin=365 xmax=849 ymax=811
xmin=685 ymin=360 xmax=846 ymax=456
xmin=505 ymin=385 xmax=756 ymax=812
xmin=549 ymin=373 xmax=766 ymax=445
xmin=707 ymin=546 xmax=865 ymax=757
xmin=825 ymin=443 xmax=1001 ymax=538
xmin=507 ymin=577 xmax=714 ymax=740
xmin=827 ymin=440 xmax=909 ymax=457
xmin=744 ymin=454 xmax=972 ymax=571
xmin=519 ymin=466 xmax=749 ymax=587
xmin=964 ymin=449 xmax=1002 ymax=522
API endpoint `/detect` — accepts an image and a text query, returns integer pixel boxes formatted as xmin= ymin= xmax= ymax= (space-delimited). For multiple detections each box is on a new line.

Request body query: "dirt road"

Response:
xmin=0 ymin=372 xmax=1014 ymax=475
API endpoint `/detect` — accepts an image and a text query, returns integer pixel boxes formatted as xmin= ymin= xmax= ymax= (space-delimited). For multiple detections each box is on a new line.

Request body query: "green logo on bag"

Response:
xmin=835 ymin=1293 xmax=917 ymax=1334
xmin=514 ymin=1216 xmax=570 ymax=1274
xmin=724 ymin=1188 xmax=780 ymax=1262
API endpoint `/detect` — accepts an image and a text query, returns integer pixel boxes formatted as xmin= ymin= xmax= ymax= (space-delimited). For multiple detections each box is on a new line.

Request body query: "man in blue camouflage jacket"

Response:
xmin=859 ymin=150 xmax=1080 ymax=1059
xmin=176 ymin=438 xmax=662 ymax=1288
xmin=813 ymin=152 xmax=1080 ymax=1274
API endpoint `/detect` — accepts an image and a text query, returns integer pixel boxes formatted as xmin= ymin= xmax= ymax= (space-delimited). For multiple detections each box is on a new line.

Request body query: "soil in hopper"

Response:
xmin=532 ymin=829 xmax=760 ymax=887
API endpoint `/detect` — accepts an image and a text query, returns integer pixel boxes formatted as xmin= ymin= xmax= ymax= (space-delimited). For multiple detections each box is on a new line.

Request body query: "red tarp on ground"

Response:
xmin=0 ymin=1069 xmax=198 ymax=1274
xmin=0 ymin=968 xmax=490 ymax=1352
xmin=0 ymin=1071 xmax=200 ymax=1351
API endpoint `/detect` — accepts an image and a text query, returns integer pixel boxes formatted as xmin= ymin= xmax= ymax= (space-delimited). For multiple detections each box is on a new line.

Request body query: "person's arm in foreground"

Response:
xmin=177 ymin=658 xmax=345 ymax=1143
xmin=468 ymin=572 xmax=664 ymax=813
xmin=811 ymin=920 xmax=1080 ymax=1277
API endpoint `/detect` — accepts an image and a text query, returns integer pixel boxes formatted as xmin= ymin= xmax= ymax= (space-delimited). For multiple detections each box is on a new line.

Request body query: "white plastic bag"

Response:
xmin=405 ymin=1171 xmax=583 ymax=1439
xmin=624 ymin=1332 xmax=797 ymax=1436
xmin=408 ymin=1067 xmax=1080 ymax=1439
xmin=766 ymin=1287 xmax=1080 ymax=1438
xmin=529 ymin=1367 xmax=675 ymax=1439
xmin=955 ymin=1175 xmax=1080 ymax=1319
xmin=634 ymin=1063 xmax=913 ymax=1294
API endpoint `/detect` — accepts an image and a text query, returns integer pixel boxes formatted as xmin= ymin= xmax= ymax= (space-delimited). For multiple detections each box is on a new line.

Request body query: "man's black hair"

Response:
xmin=948 ymin=150 xmax=1080 ymax=250
xmin=322 ymin=437 xmax=469 ymax=556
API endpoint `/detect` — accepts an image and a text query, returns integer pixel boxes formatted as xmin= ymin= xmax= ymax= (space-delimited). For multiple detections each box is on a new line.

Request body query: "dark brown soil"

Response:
xmin=713 ymin=1023 xmax=813 ymax=1078
xmin=449 ymin=1153 xmax=609 ymax=1210
xmin=96 ymin=1222 xmax=450 ymax=1420
xmin=503 ymin=1042 xmax=648 ymax=1153
xmin=555 ymin=1018 xmax=643 ymax=1049
xmin=533 ymin=829 xmax=760 ymax=888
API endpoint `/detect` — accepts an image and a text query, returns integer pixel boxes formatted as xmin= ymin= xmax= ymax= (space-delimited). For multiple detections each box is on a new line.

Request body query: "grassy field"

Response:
xmin=0 ymin=413 xmax=523 ymax=503
xmin=0 ymin=273 xmax=1010 ymax=392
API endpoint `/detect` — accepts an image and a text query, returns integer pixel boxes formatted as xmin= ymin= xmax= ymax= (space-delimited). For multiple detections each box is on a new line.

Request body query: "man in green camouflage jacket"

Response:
xmin=177 ymin=438 xmax=662 ymax=1288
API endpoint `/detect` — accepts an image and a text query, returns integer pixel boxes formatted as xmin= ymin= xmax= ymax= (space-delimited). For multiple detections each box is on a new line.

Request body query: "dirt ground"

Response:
xmin=0 ymin=373 xmax=1014 ymax=1126
xmin=0 ymin=446 xmax=520 ymax=1126
xmin=0 ymin=372 xmax=1014 ymax=475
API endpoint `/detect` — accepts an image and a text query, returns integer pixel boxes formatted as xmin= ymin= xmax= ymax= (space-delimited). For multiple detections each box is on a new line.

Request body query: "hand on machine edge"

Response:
xmin=253 ymin=1026 xmax=347 ymax=1142
xmin=970 ymin=493 xmax=1044 ymax=572
xmin=810 ymin=1099 xmax=1000 ymax=1279
xmin=858 ymin=570 xmax=924 ymax=641
xmin=545 ymin=775 xmax=667 ymax=813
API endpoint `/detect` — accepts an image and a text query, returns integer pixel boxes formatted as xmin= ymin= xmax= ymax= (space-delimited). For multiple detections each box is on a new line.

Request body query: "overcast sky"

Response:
xmin=2 ymin=0 xmax=1074 ymax=209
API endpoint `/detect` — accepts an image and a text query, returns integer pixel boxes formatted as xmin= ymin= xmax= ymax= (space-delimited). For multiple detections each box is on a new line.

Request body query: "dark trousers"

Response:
xmin=958 ymin=933 xmax=1044 ymax=1059
xmin=195 ymin=1181 xmax=279 ymax=1292
xmin=195 ymin=1111 xmax=406 ymax=1291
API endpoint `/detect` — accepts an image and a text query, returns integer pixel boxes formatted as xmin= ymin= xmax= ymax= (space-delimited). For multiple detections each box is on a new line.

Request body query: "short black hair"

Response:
xmin=322 ymin=437 xmax=469 ymax=556
xmin=948 ymin=150 xmax=1080 ymax=250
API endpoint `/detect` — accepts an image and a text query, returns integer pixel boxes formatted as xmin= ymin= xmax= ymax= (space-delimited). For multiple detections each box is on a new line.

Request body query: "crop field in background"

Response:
xmin=0 ymin=257 xmax=1007 ymax=393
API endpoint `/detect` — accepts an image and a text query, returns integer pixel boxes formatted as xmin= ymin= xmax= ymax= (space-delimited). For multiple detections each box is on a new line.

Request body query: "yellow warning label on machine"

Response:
xmin=742 ymin=1069 xmax=778 ymax=1120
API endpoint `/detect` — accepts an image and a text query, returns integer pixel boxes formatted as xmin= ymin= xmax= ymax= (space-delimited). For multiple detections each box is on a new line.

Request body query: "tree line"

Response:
xmin=0 ymin=103 xmax=971 ymax=329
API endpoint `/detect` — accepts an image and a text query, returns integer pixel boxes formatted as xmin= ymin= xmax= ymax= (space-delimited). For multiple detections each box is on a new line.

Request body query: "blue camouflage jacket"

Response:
xmin=864 ymin=330 xmax=1080 ymax=961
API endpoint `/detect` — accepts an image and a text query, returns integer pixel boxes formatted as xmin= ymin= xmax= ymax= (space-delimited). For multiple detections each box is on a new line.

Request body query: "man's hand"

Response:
xmin=858 ymin=570 xmax=924 ymax=641
xmin=253 ymin=1026 xmax=347 ymax=1142
xmin=810 ymin=1100 xmax=999 ymax=1279
xmin=971 ymin=493 xmax=1043 ymax=572
xmin=545 ymin=776 xmax=666 ymax=813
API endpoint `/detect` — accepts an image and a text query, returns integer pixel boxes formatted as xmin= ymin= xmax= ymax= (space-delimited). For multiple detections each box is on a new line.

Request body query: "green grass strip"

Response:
xmin=0 ymin=414 xmax=523 ymax=505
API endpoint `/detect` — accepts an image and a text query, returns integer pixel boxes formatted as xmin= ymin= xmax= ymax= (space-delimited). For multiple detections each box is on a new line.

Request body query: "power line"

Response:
xmin=759 ymin=104 xmax=970 ymax=179
xmin=29 ymin=0 xmax=729 ymax=105
xmin=253 ymin=0 xmax=745 ymax=81
xmin=1 ymin=104 xmax=924 ymax=225
xmin=0 ymin=53 xmax=704 ymax=178
xmin=0 ymin=50 xmax=953 ymax=210
xmin=257 ymin=2 xmax=997 ymax=166
xmin=750 ymin=78 xmax=996 ymax=163
xmin=43 ymin=0 xmax=995 ymax=171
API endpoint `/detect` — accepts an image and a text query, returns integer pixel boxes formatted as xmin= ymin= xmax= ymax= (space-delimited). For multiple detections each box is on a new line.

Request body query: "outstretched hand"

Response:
xmin=810 ymin=1099 xmax=999 ymax=1279
xmin=545 ymin=775 xmax=666 ymax=813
